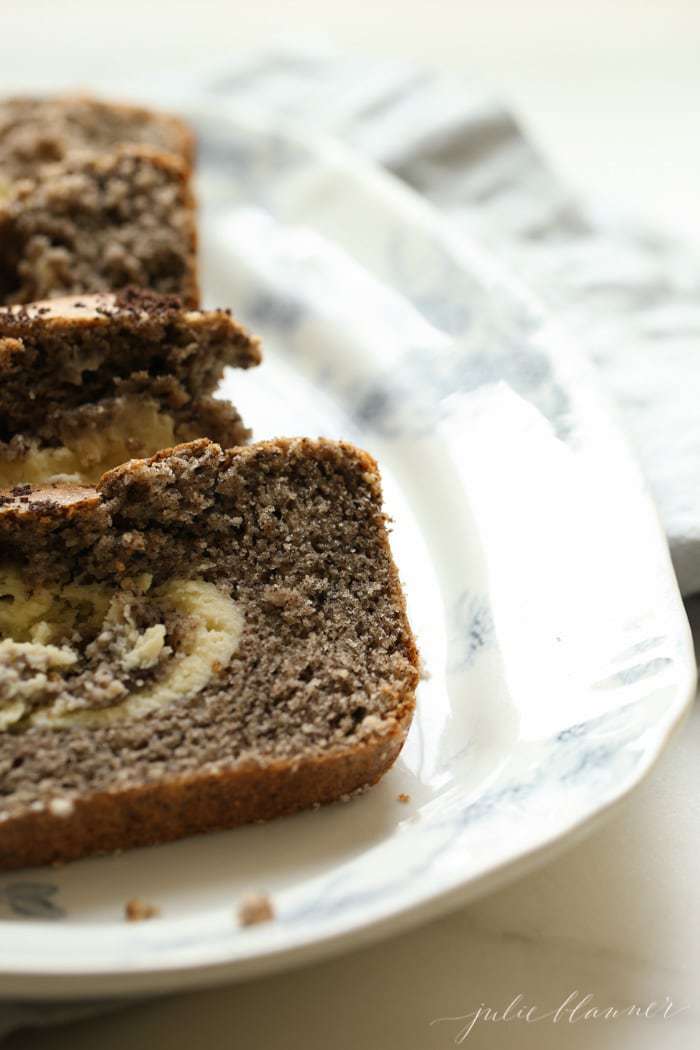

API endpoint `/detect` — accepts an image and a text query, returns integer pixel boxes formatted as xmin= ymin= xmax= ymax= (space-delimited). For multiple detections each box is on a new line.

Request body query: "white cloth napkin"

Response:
xmin=197 ymin=46 xmax=700 ymax=596
xmin=3 ymin=43 xmax=699 ymax=1042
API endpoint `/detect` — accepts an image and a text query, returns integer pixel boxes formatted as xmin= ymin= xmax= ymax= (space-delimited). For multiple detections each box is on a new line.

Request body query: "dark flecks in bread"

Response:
xmin=0 ymin=95 xmax=195 ymax=179
xmin=0 ymin=148 xmax=199 ymax=306
xmin=0 ymin=439 xmax=418 ymax=868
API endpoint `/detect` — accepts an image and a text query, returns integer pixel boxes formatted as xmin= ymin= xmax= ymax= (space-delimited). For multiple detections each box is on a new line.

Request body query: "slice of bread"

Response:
xmin=0 ymin=289 xmax=261 ymax=487
xmin=0 ymin=95 xmax=195 ymax=183
xmin=0 ymin=438 xmax=418 ymax=870
xmin=0 ymin=146 xmax=199 ymax=306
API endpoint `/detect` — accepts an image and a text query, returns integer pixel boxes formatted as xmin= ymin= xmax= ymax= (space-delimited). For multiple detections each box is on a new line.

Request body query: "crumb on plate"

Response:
xmin=125 ymin=898 xmax=160 ymax=922
xmin=237 ymin=892 xmax=275 ymax=927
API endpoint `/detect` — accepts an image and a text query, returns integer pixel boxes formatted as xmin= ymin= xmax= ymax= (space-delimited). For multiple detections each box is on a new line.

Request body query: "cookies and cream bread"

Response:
xmin=0 ymin=289 xmax=261 ymax=487
xmin=0 ymin=95 xmax=194 ymax=186
xmin=0 ymin=146 xmax=199 ymax=306
xmin=0 ymin=438 xmax=418 ymax=869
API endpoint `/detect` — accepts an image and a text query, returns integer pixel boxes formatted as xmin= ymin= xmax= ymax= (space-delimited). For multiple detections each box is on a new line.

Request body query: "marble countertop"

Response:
xmin=2 ymin=4 xmax=699 ymax=1046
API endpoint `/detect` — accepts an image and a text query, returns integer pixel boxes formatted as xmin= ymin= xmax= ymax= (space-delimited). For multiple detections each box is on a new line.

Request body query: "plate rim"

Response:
xmin=0 ymin=682 xmax=694 ymax=1000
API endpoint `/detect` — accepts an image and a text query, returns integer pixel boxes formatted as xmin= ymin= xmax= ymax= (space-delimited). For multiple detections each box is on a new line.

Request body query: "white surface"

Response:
xmin=2 ymin=2 xmax=700 ymax=1047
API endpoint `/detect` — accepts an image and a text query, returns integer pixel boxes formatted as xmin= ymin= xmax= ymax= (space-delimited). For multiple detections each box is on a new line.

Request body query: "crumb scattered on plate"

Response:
xmin=125 ymin=898 xmax=160 ymax=922
xmin=237 ymin=892 xmax=275 ymax=927
xmin=397 ymin=793 xmax=411 ymax=803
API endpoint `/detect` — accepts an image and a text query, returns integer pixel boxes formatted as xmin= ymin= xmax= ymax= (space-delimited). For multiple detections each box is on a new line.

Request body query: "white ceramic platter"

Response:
xmin=0 ymin=114 xmax=694 ymax=999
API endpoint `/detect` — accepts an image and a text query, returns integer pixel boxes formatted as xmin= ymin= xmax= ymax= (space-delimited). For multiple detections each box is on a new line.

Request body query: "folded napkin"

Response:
xmin=199 ymin=46 xmax=700 ymax=597
xmin=3 ymin=43 xmax=698 ymax=1042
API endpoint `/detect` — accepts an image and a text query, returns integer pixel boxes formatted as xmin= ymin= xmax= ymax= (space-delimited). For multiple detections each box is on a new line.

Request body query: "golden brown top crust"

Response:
xmin=98 ymin=437 xmax=380 ymax=495
xmin=97 ymin=437 xmax=217 ymax=489
xmin=0 ymin=288 xmax=262 ymax=369
xmin=0 ymin=293 xmax=123 ymax=325
xmin=0 ymin=482 xmax=99 ymax=521
xmin=0 ymin=438 xmax=381 ymax=529
xmin=0 ymin=288 xmax=232 ymax=326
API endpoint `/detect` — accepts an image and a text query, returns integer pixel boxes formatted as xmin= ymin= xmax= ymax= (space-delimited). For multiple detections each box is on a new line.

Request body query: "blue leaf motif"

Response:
xmin=448 ymin=592 xmax=495 ymax=671
xmin=352 ymin=332 xmax=573 ymax=442
xmin=0 ymin=881 xmax=64 ymax=919
xmin=246 ymin=291 xmax=306 ymax=334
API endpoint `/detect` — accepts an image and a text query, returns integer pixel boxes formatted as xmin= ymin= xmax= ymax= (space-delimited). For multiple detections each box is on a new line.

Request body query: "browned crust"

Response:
xmin=99 ymin=436 xmax=380 ymax=490
xmin=0 ymin=291 xmax=262 ymax=368
xmin=0 ymin=483 xmax=98 ymax=513
xmin=0 ymin=708 xmax=414 ymax=870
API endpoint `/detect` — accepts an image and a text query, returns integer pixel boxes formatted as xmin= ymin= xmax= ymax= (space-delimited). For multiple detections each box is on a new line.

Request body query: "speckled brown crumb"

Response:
xmin=397 ymin=792 xmax=411 ymax=803
xmin=125 ymin=898 xmax=160 ymax=922
xmin=237 ymin=892 xmax=275 ymax=927
xmin=0 ymin=438 xmax=419 ymax=871
xmin=0 ymin=147 xmax=199 ymax=306
xmin=0 ymin=95 xmax=194 ymax=179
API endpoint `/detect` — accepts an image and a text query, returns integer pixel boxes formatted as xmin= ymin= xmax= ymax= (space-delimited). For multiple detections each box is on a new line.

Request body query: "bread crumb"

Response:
xmin=358 ymin=713 xmax=384 ymax=735
xmin=397 ymin=793 xmax=410 ymax=803
xmin=237 ymin=892 xmax=275 ymax=927
xmin=125 ymin=898 xmax=160 ymax=922
xmin=48 ymin=797 xmax=75 ymax=818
